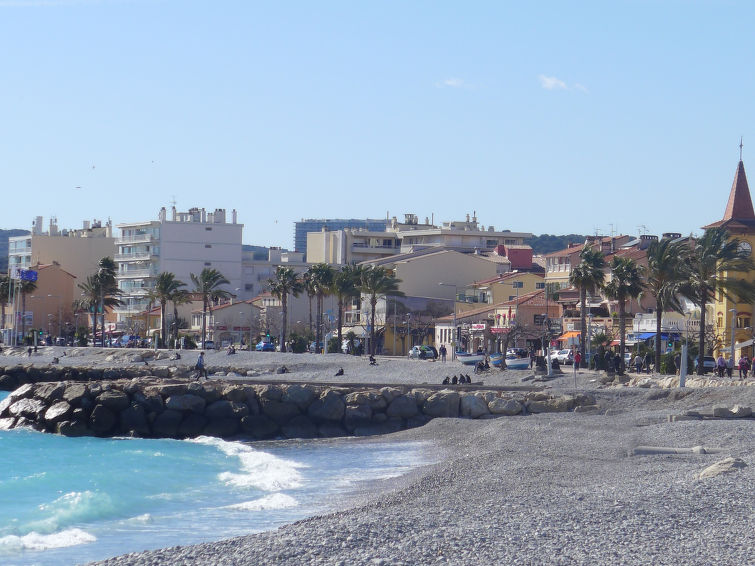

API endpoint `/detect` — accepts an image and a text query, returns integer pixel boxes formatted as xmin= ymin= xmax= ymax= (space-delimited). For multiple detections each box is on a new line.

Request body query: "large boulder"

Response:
xmin=488 ymin=398 xmax=523 ymax=416
xmin=281 ymin=415 xmax=318 ymax=439
xmin=282 ymin=385 xmax=317 ymax=409
xmin=120 ymin=404 xmax=150 ymax=436
xmin=89 ymin=404 xmax=117 ymax=434
xmin=460 ymin=394 xmax=489 ymax=419
xmin=203 ymin=418 xmax=239 ymax=438
xmin=132 ymin=391 xmax=164 ymax=413
xmin=205 ymin=400 xmax=250 ymax=420
xmin=259 ymin=398 xmax=301 ymax=425
xmin=34 ymin=382 xmax=66 ymax=403
xmin=221 ymin=385 xmax=248 ymax=404
xmin=96 ymin=390 xmax=131 ymax=412
xmin=63 ymin=383 xmax=90 ymax=406
xmin=188 ymin=382 xmax=223 ymax=403
xmin=527 ymin=396 xmax=576 ymax=413
xmin=422 ymin=390 xmax=460 ymax=418
xmin=8 ymin=398 xmax=46 ymax=419
xmin=317 ymin=422 xmax=348 ymax=438
xmin=56 ymin=420 xmax=90 ymax=437
xmin=256 ymin=384 xmax=283 ymax=401
xmin=386 ymin=395 xmax=420 ymax=419
xmin=380 ymin=387 xmax=403 ymax=405
xmin=44 ymin=401 xmax=73 ymax=424
xmin=240 ymin=414 xmax=279 ymax=439
xmin=344 ymin=404 xmax=373 ymax=431
xmin=178 ymin=413 xmax=208 ymax=438
xmin=165 ymin=394 xmax=206 ymax=414
xmin=0 ymin=373 xmax=19 ymax=390
xmin=152 ymin=409 xmax=183 ymax=437
xmin=308 ymin=390 xmax=345 ymax=422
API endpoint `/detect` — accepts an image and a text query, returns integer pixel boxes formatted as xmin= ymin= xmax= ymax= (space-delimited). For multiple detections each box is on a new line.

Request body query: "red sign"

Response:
xmin=490 ymin=327 xmax=509 ymax=334
xmin=470 ymin=323 xmax=487 ymax=331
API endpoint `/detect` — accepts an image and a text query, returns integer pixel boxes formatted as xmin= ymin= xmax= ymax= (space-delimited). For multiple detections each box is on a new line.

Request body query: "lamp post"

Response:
xmin=587 ymin=312 xmax=594 ymax=368
xmin=439 ymin=282 xmax=458 ymax=360
xmin=730 ymin=307 xmax=737 ymax=370
xmin=680 ymin=312 xmax=691 ymax=387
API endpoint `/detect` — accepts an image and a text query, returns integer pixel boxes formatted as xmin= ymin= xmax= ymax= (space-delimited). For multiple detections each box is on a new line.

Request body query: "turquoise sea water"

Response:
xmin=0 ymin=391 xmax=431 ymax=566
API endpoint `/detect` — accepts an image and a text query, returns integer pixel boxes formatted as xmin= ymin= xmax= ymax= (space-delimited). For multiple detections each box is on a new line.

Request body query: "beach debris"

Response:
xmin=697 ymin=457 xmax=748 ymax=479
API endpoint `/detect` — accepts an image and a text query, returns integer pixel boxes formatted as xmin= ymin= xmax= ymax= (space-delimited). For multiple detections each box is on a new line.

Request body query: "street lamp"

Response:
xmin=439 ymin=282 xmax=458 ymax=359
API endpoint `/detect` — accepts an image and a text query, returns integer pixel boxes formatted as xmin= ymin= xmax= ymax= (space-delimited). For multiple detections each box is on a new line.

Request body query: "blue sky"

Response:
xmin=1 ymin=0 xmax=753 ymax=248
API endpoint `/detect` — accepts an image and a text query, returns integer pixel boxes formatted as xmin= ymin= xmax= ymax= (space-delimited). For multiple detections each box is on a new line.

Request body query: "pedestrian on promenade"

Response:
xmin=440 ymin=344 xmax=447 ymax=362
xmin=195 ymin=351 xmax=208 ymax=380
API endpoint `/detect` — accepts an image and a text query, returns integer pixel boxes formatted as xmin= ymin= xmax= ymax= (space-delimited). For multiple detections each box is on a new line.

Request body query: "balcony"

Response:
xmin=116 ymin=234 xmax=157 ymax=245
xmin=114 ymin=252 xmax=157 ymax=261
xmin=118 ymin=269 xmax=158 ymax=279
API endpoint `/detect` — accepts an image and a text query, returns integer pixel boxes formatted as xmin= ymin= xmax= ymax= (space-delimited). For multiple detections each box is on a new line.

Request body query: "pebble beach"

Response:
xmin=3 ymin=347 xmax=754 ymax=565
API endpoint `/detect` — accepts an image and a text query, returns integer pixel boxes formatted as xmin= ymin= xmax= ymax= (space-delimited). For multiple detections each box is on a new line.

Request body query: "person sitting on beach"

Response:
xmin=335 ymin=367 xmax=344 ymax=376
xmin=369 ymin=354 xmax=377 ymax=365
xmin=195 ymin=351 xmax=207 ymax=380
xmin=451 ymin=375 xmax=458 ymax=384
xmin=226 ymin=345 xmax=236 ymax=355
xmin=442 ymin=376 xmax=450 ymax=384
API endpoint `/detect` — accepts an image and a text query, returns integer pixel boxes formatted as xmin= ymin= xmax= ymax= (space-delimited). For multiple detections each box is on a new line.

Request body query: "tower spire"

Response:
xmin=740 ymin=137 xmax=743 ymax=162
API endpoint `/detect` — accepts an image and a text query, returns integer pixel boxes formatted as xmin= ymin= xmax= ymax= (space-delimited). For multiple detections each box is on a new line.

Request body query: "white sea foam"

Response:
xmin=0 ymin=528 xmax=96 ymax=552
xmin=225 ymin=493 xmax=298 ymax=511
xmin=192 ymin=436 xmax=305 ymax=491
xmin=27 ymin=490 xmax=114 ymax=533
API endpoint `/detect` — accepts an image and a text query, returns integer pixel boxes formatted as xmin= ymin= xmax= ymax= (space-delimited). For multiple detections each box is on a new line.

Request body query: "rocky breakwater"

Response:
xmin=0 ymin=379 xmax=596 ymax=441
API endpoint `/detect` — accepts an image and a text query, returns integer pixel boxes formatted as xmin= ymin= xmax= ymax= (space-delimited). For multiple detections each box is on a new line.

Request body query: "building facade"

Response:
xmin=293 ymin=218 xmax=388 ymax=256
xmin=114 ymin=206 xmax=243 ymax=325
xmin=8 ymin=217 xmax=115 ymax=285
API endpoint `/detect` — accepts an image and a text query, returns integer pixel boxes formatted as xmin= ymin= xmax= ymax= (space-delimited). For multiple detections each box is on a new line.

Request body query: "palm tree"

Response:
xmin=190 ymin=268 xmax=231 ymax=347
xmin=331 ymin=265 xmax=362 ymax=349
xmin=0 ymin=276 xmax=9 ymax=331
xmin=569 ymin=244 xmax=606 ymax=367
xmin=358 ymin=265 xmax=404 ymax=355
xmin=148 ymin=272 xmax=187 ymax=348
xmin=301 ymin=270 xmax=316 ymax=335
xmin=267 ymin=266 xmax=302 ymax=352
xmin=78 ymin=270 xmax=122 ymax=344
xmin=604 ymin=256 xmax=644 ymax=372
xmin=171 ymin=289 xmax=191 ymax=345
xmin=681 ymin=228 xmax=755 ymax=374
xmin=306 ymin=264 xmax=335 ymax=353
xmin=19 ymin=279 xmax=36 ymax=341
xmin=645 ymin=238 xmax=688 ymax=372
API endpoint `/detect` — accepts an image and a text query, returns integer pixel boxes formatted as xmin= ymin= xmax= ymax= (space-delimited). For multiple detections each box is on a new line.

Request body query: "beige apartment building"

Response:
xmin=8 ymin=217 xmax=116 ymax=284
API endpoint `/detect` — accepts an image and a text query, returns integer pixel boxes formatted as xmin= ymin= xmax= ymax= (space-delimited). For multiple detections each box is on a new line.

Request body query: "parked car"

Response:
xmin=694 ymin=356 xmax=716 ymax=374
xmin=256 ymin=341 xmax=275 ymax=352
xmin=551 ymin=349 xmax=573 ymax=365
xmin=624 ymin=352 xmax=633 ymax=366
xmin=201 ymin=340 xmax=216 ymax=350
xmin=408 ymin=345 xmax=436 ymax=360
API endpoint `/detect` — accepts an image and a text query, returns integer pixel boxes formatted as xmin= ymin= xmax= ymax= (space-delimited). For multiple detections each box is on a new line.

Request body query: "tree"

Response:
xmin=0 ymin=276 xmax=9 ymax=331
xmin=645 ymin=238 xmax=688 ymax=372
xmin=19 ymin=279 xmax=36 ymax=341
xmin=306 ymin=264 xmax=335 ymax=353
xmin=171 ymin=290 xmax=192 ymax=346
xmin=569 ymin=245 xmax=606 ymax=367
xmin=301 ymin=270 xmax=316 ymax=335
xmin=148 ymin=272 xmax=187 ymax=348
xmin=498 ymin=321 xmax=527 ymax=369
xmin=331 ymin=265 xmax=363 ymax=351
xmin=681 ymin=228 xmax=755 ymax=374
xmin=77 ymin=268 xmax=122 ymax=345
xmin=603 ymin=257 xmax=645 ymax=373
xmin=190 ymin=268 xmax=231 ymax=347
xmin=358 ymin=265 xmax=404 ymax=355
xmin=267 ymin=266 xmax=302 ymax=352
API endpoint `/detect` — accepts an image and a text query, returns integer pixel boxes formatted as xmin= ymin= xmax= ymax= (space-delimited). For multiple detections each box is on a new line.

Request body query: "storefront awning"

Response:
xmin=557 ymin=331 xmax=580 ymax=340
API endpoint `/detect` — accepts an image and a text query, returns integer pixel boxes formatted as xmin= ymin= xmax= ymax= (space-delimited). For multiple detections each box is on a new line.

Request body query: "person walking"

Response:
xmin=674 ymin=353 xmax=681 ymax=375
xmin=738 ymin=356 xmax=747 ymax=379
xmin=716 ymin=354 xmax=726 ymax=378
xmin=440 ymin=344 xmax=447 ymax=363
xmin=726 ymin=356 xmax=734 ymax=378
xmin=634 ymin=354 xmax=643 ymax=374
xmin=195 ymin=351 xmax=208 ymax=380
xmin=643 ymin=351 xmax=653 ymax=374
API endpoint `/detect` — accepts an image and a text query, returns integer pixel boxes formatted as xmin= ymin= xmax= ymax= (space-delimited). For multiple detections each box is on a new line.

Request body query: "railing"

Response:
xmin=114 ymin=252 xmax=157 ymax=261
xmin=116 ymin=234 xmax=157 ymax=245
xmin=118 ymin=269 xmax=157 ymax=278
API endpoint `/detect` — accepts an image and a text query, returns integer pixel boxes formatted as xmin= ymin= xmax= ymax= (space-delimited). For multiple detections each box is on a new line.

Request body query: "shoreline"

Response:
xmin=2 ymin=348 xmax=753 ymax=564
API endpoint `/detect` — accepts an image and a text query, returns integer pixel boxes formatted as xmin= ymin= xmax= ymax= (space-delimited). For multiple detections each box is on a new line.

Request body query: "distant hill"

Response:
xmin=0 ymin=229 xmax=30 ymax=273
xmin=525 ymin=234 xmax=588 ymax=255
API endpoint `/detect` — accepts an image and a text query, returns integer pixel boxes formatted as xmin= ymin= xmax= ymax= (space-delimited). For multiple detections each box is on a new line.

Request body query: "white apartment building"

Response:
xmin=241 ymin=247 xmax=307 ymax=300
xmin=7 ymin=216 xmax=115 ymax=284
xmin=114 ymin=206 xmax=243 ymax=323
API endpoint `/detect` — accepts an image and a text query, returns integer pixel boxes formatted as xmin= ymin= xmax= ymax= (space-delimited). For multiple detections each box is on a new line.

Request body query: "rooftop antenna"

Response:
xmin=170 ymin=195 xmax=177 ymax=208
xmin=739 ymin=136 xmax=744 ymax=161
xmin=637 ymin=224 xmax=648 ymax=236
xmin=609 ymin=223 xmax=615 ymax=236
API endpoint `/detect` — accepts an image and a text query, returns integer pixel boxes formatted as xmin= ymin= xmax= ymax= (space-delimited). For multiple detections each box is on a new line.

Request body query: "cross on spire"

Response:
xmin=740 ymin=136 xmax=744 ymax=161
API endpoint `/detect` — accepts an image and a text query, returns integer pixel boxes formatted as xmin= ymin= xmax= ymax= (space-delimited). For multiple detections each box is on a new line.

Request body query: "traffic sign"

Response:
xmin=19 ymin=269 xmax=38 ymax=282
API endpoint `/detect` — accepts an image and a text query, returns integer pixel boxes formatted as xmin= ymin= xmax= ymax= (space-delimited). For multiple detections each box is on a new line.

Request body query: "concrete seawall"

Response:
xmin=0 ymin=369 xmax=597 ymax=440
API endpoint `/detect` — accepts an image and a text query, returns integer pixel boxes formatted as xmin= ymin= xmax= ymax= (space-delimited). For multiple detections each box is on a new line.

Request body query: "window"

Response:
xmin=205 ymin=227 xmax=212 ymax=231
xmin=205 ymin=244 xmax=212 ymax=248
xmin=536 ymin=282 xmax=545 ymax=289
xmin=737 ymin=315 xmax=751 ymax=329
xmin=204 ymin=262 xmax=211 ymax=266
